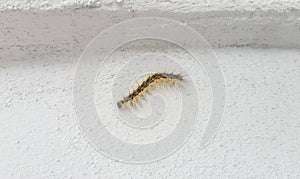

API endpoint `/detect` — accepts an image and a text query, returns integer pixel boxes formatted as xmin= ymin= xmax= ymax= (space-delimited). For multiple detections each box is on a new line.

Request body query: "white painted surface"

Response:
xmin=1 ymin=47 xmax=299 ymax=178
xmin=1 ymin=0 xmax=300 ymax=12
xmin=0 ymin=0 xmax=300 ymax=178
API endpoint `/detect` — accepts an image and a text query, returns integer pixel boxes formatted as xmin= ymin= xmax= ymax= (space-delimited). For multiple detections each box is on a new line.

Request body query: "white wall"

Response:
xmin=1 ymin=0 xmax=300 ymax=12
xmin=0 ymin=0 xmax=300 ymax=178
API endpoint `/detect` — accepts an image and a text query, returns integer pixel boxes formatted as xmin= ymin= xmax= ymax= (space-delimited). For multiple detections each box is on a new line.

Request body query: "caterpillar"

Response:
xmin=117 ymin=72 xmax=183 ymax=109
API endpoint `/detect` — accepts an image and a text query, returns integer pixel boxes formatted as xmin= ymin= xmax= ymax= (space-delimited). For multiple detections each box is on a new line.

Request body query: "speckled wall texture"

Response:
xmin=0 ymin=0 xmax=299 ymax=178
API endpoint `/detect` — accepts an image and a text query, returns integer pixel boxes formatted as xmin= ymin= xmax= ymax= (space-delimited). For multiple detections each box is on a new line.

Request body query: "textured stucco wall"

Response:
xmin=0 ymin=0 xmax=300 ymax=178
xmin=1 ymin=0 xmax=300 ymax=12
xmin=1 ymin=47 xmax=299 ymax=178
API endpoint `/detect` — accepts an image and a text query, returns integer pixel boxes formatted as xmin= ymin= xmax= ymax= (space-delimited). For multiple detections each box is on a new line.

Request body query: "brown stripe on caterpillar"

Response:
xmin=117 ymin=72 xmax=184 ymax=109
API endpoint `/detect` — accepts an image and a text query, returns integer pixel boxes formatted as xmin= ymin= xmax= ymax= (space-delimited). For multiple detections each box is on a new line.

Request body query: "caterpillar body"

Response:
xmin=117 ymin=72 xmax=183 ymax=109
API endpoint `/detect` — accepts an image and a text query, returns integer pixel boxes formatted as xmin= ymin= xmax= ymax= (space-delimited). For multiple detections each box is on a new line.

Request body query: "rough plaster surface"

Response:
xmin=1 ymin=47 xmax=299 ymax=178
xmin=1 ymin=0 xmax=300 ymax=12
xmin=1 ymin=9 xmax=300 ymax=49
xmin=0 ymin=0 xmax=300 ymax=178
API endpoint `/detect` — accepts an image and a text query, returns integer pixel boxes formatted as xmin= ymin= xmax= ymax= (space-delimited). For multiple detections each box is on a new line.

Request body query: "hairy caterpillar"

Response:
xmin=117 ymin=72 xmax=183 ymax=109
